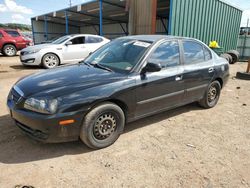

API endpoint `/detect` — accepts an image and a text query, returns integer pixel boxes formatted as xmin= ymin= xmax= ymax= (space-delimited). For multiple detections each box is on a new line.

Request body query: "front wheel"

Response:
xmin=199 ymin=81 xmax=221 ymax=109
xmin=80 ymin=102 xmax=125 ymax=149
xmin=42 ymin=53 xmax=60 ymax=69
xmin=3 ymin=44 xmax=17 ymax=57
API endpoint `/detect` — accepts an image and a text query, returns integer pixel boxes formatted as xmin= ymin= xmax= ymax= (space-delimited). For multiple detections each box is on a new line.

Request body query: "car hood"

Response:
xmin=22 ymin=43 xmax=59 ymax=51
xmin=15 ymin=64 xmax=127 ymax=97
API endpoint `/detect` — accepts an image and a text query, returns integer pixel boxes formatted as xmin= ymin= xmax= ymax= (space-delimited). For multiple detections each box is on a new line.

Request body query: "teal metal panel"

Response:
xmin=170 ymin=0 xmax=242 ymax=51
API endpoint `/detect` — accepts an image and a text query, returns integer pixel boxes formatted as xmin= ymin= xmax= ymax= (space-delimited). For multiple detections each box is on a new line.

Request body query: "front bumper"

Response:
xmin=8 ymin=99 xmax=85 ymax=143
xmin=20 ymin=52 xmax=42 ymax=66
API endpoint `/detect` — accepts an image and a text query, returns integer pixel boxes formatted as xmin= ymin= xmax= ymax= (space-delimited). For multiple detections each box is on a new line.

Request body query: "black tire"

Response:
xmin=236 ymin=72 xmax=250 ymax=80
xmin=220 ymin=53 xmax=233 ymax=64
xmin=42 ymin=53 xmax=60 ymax=69
xmin=199 ymin=81 xmax=221 ymax=109
xmin=80 ymin=102 xmax=125 ymax=149
xmin=3 ymin=44 xmax=17 ymax=57
xmin=227 ymin=50 xmax=239 ymax=64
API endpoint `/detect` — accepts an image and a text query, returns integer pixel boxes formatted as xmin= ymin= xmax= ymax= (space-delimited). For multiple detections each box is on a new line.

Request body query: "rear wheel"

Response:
xmin=199 ymin=81 xmax=221 ymax=109
xmin=42 ymin=53 xmax=60 ymax=69
xmin=3 ymin=44 xmax=17 ymax=57
xmin=80 ymin=102 xmax=125 ymax=149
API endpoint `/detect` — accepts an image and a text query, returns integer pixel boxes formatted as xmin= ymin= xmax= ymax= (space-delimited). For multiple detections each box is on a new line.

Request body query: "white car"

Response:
xmin=20 ymin=34 xmax=110 ymax=69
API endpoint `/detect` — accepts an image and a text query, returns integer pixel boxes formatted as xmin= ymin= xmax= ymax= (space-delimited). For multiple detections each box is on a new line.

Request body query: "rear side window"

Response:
xmin=183 ymin=41 xmax=205 ymax=64
xmin=71 ymin=37 xmax=85 ymax=45
xmin=86 ymin=36 xmax=103 ymax=43
xmin=148 ymin=41 xmax=180 ymax=68
xmin=4 ymin=30 xmax=20 ymax=37
xmin=204 ymin=47 xmax=212 ymax=61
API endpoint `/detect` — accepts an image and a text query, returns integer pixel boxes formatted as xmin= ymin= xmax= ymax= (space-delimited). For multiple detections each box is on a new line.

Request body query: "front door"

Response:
xmin=63 ymin=36 xmax=89 ymax=63
xmin=135 ymin=40 xmax=185 ymax=118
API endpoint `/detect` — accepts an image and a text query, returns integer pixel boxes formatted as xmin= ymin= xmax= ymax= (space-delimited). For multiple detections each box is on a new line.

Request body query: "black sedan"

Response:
xmin=7 ymin=35 xmax=229 ymax=149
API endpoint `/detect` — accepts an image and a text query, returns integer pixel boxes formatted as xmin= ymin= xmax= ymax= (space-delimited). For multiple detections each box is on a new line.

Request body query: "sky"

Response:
xmin=0 ymin=0 xmax=250 ymax=26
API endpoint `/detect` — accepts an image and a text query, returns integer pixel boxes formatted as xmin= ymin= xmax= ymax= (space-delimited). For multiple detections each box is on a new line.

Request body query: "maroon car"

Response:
xmin=0 ymin=29 xmax=32 ymax=56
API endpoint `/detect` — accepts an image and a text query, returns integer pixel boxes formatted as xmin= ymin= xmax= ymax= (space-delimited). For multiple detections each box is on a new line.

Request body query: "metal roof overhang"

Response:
xmin=32 ymin=0 xmax=129 ymax=27
xmin=32 ymin=0 xmax=170 ymax=27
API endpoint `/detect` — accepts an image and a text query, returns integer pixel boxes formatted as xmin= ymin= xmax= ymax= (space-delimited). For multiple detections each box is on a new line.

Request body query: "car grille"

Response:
xmin=11 ymin=86 xmax=23 ymax=103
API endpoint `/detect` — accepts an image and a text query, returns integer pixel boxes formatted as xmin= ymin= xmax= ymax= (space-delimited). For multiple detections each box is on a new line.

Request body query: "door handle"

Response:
xmin=175 ymin=75 xmax=183 ymax=81
xmin=208 ymin=67 xmax=214 ymax=73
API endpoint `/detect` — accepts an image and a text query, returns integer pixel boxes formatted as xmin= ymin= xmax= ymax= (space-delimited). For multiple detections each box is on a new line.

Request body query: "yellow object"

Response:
xmin=209 ymin=41 xmax=219 ymax=48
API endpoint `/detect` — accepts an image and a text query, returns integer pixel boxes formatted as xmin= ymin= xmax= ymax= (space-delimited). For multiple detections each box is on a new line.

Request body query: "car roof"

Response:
xmin=119 ymin=35 xmax=194 ymax=43
xmin=68 ymin=34 xmax=105 ymax=38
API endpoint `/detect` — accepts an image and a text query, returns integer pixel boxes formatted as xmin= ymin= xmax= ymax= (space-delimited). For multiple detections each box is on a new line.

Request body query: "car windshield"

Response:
xmin=52 ymin=36 xmax=71 ymax=44
xmin=84 ymin=38 xmax=152 ymax=73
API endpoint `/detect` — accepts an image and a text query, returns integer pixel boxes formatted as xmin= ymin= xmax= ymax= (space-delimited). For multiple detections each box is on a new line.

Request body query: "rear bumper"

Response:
xmin=8 ymin=101 xmax=85 ymax=143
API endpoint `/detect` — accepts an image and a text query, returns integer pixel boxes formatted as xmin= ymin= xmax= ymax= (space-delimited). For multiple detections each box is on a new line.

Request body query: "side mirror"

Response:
xmin=141 ymin=62 xmax=161 ymax=74
xmin=65 ymin=41 xmax=73 ymax=46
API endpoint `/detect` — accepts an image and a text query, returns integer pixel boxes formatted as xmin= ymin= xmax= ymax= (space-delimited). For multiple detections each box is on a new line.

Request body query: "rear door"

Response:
xmin=181 ymin=40 xmax=214 ymax=103
xmin=85 ymin=36 xmax=105 ymax=52
xmin=62 ymin=36 xmax=89 ymax=63
xmin=135 ymin=40 xmax=185 ymax=117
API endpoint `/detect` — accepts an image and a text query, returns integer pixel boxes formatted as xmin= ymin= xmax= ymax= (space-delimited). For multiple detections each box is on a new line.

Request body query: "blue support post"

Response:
xmin=99 ymin=0 xmax=103 ymax=36
xmin=65 ymin=11 xmax=69 ymax=35
xmin=168 ymin=0 xmax=173 ymax=35
xmin=44 ymin=16 xmax=48 ymax=41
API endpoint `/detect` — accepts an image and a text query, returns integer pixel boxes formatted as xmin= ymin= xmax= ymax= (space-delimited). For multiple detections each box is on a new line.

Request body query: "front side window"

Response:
xmin=148 ymin=41 xmax=180 ymax=68
xmin=183 ymin=41 xmax=205 ymax=64
xmin=84 ymin=39 xmax=152 ymax=73
xmin=5 ymin=30 xmax=20 ymax=37
xmin=70 ymin=37 xmax=85 ymax=45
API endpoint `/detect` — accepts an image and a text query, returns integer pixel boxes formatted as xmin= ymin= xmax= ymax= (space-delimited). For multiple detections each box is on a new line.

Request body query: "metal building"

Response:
xmin=31 ymin=0 xmax=242 ymax=51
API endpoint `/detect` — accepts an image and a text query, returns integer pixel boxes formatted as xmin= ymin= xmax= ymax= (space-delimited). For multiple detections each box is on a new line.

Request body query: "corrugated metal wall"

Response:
xmin=80 ymin=23 xmax=128 ymax=39
xmin=32 ymin=20 xmax=80 ymax=44
xmin=170 ymin=0 xmax=242 ymax=51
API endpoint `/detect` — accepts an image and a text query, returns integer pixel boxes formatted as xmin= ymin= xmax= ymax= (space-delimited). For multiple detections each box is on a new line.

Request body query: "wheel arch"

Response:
xmin=88 ymin=99 xmax=129 ymax=121
xmin=214 ymin=77 xmax=223 ymax=88
xmin=2 ymin=43 xmax=17 ymax=50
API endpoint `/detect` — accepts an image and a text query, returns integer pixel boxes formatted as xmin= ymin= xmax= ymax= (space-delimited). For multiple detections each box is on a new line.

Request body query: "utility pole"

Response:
xmin=69 ymin=0 xmax=72 ymax=7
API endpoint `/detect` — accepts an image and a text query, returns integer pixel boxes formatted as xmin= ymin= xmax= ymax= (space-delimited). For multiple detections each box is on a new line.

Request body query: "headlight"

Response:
xmin=24 ymin=97 xmax=58 ymax=114
xmin=25 ymin=49 xmax=41 ymax=55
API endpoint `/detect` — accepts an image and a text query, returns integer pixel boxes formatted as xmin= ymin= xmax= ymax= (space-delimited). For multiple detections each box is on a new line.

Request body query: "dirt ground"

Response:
xmin=0 ymin=54 xmax=249 ymax=188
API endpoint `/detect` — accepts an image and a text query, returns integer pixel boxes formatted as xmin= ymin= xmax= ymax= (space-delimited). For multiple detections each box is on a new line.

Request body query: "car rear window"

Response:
xmin=5 ymin=30 xmax=20 ymax=37
xmin=86 ymin=36 xmax=103 ymax=43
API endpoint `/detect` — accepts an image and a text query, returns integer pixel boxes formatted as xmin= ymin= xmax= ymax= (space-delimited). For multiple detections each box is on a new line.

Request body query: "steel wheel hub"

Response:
xmin=93 ymin=113 xmax=116 ymax=140
xmin=208 ymin=86 xmax=217 ymax=102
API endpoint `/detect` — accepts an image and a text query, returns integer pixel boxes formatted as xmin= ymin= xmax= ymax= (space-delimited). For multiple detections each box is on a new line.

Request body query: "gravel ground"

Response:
xmin=0 ymin=55 xmax=249 ymax=188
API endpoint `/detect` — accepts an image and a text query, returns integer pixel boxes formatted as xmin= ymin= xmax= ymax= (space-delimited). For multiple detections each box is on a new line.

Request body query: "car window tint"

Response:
xmin=204 ymin=47 xmax=212 ymax=61
xmin=148 ymin=41 xmax=180 ymax=68
xmin=71 ymin=37 xmax=85 ymax=45
xmin=0 ymin=32 xmax=3 ymax=38
xmin=183 ymin=41 xmax=205 ymax=64
xmin=86 ymin=36 xmax=103 ymax=43
xmin=5 ymin=30 xmax=20 ymax=37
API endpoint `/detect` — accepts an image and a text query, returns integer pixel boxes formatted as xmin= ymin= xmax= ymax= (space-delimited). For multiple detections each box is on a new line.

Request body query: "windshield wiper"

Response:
xmin=91 ymin=63 xmax=113 ymax=72
xmin=79 ymin=60 xmax=92 ymax=67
